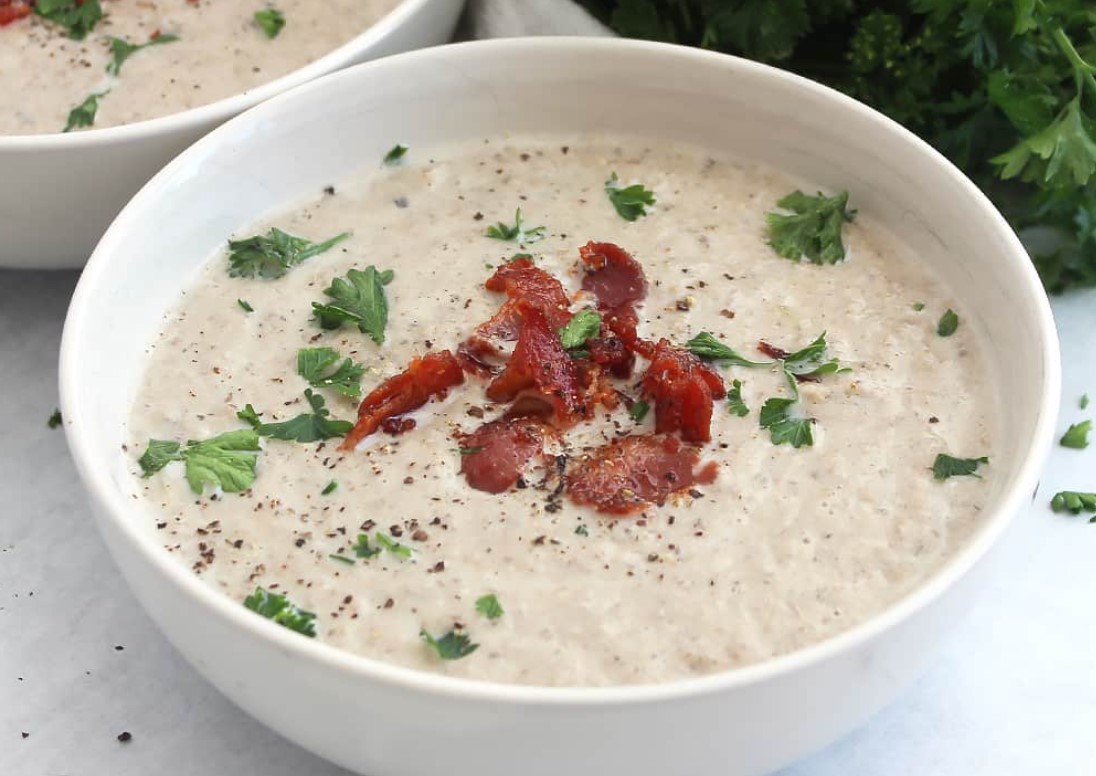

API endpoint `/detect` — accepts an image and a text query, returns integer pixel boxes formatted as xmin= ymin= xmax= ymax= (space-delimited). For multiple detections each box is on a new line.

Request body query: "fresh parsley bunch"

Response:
xmin=580 ymin=0 xmax=1096 ymax=293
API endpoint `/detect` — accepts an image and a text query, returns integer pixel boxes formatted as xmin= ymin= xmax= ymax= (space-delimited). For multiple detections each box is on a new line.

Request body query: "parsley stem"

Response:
xmin=1049 ymin=26 xmax=1096 ymax=101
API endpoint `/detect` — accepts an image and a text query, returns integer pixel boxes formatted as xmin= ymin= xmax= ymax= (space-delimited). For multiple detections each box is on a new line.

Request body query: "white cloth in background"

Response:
xmin=467 ymin=0 xmax=613 ymax=38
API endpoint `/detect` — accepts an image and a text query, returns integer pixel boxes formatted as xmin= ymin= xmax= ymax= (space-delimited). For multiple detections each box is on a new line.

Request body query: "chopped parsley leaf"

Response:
xmin=139 ymin=430 xmax=261 ymax=494
xmin=312 ymin=266 xmax=394 ymax=345
xmin=329 ymin=553 xmax=354 ymax=566
xmin=252 ymin=389 xmax=353 ymax=442
xmin=510 ymin=252 xmax=533 ymax=262
xmin=1050 ymin=490 xmax=1096 ymax=518
xmin=458 ymin=446 xmax=484 ymax=455
xmin=574 ymin=524 xmax=589 ymax=537
xmin=932 ymin=454 xmax=989 ymax=480
xmin=759 ymin=397 xmax=814 ymax=448
xmin=321 ymin=480 xmax=338 ymax=496
xmin=106 ymin=34 xmax=179 ymax=77
xmin=36 ymin=0 xmax=102 ymax=39
xmin=685 ymin=332 xmax=771 ymax=367
xmin=64 ymin=91 xmax=107 ymax=133
xmin=237 ymin=299 xmax=254 ymax=313
xmin=237 ymin=404 xmax=262 ymax=428
xmin=1082 ymin=394 xmax=1090 ymax=410
xmin=383 ymin=144 xmax=408 ymax=165
xmin=727 ymin=379 xmax=749 ymax=417
xmin=227 ymin=227 xmax=349 ymax=280
xmin=604 ymin=171 xmax=656 ymax=221
xmin=47 ymin=409 xmax=62 ymax=429
xmin=781 ymin=332 xmax=848 ymax=378
xmin=559 ymin=309 xmax=602 ymax=350
xmin=485 ymin=208 xmax=545 ymax=244
xmin=352 ymin=534 xmax=381 ymax=559
xmin=912 ymin=301 xmax=926 ymax=311
xmin=254 ymin=7 xmax=285 ymax=38
xmin=766 ymin=190 xmax=855 ymax=265
xmin=1060 ymin=420 xmax=1092 ymax=449
xmin=629 ymin=400 xmax=650 ymax=423
xmin=937 ymin=309 xmax=960 ymax=337
xmin=243 ymin=587 xmax=316 ymax=637
xmin=297 ymin=347 xmax=366 ymax=399
xmin=475 ymin=594 xmax=504 ymax=620
xmin=420 ymin=627 xmax=478 ymax=660
xmin=376 ymin=532 xmax=412 ymax=559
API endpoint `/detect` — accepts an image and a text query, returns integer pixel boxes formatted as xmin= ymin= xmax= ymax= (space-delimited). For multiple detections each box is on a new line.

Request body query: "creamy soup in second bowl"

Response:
xmin=126 ymin=134 xmax=997 ymax=687
xmin=0 ymin=0 xmax=400 ymax=135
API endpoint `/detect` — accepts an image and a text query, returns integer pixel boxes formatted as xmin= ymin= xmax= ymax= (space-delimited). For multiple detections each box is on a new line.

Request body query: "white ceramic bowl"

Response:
xmin=60 ymin=39 xmax=1060 ymax=776
xmin=0 ymin=0 xmax=463 ymax=270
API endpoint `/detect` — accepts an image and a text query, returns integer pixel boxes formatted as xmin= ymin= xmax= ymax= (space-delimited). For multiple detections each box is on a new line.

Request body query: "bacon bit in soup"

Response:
xmin=565 ymin=435 xmax=718 ymax=515
xmin=640 ymin=339 xmax=726 ymax=444
xmin=340 ymin=350 xmax=464 ymax=450
xmin=458 ymin=416 xmax=552 ymax=494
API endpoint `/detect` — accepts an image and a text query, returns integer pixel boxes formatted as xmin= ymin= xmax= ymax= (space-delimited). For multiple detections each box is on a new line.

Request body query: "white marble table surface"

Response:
xmin=3 ymin=269 xmax=1095 ymax=776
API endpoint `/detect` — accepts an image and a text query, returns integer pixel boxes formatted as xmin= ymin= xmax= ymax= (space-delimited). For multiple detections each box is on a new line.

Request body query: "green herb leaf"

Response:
xmin=1060 ymin=420 xmax=1092 ymax=449
xmin=35 ymin=0 xmax=102 ymax=39
xmin=559 ymin=310 xmax=602 ymax=350
xmin=1050 ymin=490 xmax=1096 ymax=517
xmin=182 ymin=429 xmax=261 ymax=494
xmin=254 ymin=389 xmax=353 ymax=443
xmin=574 ymin=524 xmax=589 ymax=536
xmin=605 ymin=171 xmax=656 ymax=221
xmin=106 ymin=34 xmax=179 ymax=76
xmin=458 ymin=446 xmax=484 ymax=455
xmin=420 ymin=627 xmax=479 ymax=660
xmin=321 ymin=480 xmax=338 ymax=496
xmin=227 ymin=227 xmax=349 ymax=280
xmin=485 ymin=208 xmax=545 ymax=244
xmin=767 ymin=190 xmax=855 ymax=264
xmin=254 ymin=7 xmax=286 ymax=38
xmin=237 ymin=299 xmax=254 ymax=313
xmin=352 ymin=534 xmax=381 ymax=559
xmin=237 ymin=404 xmax=262 ymax=429
xmin=375 ymin=532 xmax=412 ymax=559
xmin=1082 ymin=394 xmax=1091 ymax=410
xmin=912 ymin=301 xmax=926 ymax=312
xmin=759 ymin=397 xmax=814 ymax=448
xmin=243 ymin=587 xmax=316 ymax=637
xmin=932 ymin=454 xmax=989 ymax=481
xmin=63 ymin=91 xmax=107 ymax=133
xmin=937 ymin=309 xmax=960 ymax=337
xmin=329 ymin=553 xmax=354 ymax=566
xmin=297 ymin=347 xmax=366 ymax=399
xmin=629 ymin=400 xmax=650 ymax=423
xmin=781 ymin=332 xmax=848 ymax=378
xmin=475 ymin=594 xmax=504 ymax=620
xmin=685 ymin=332 xmax=771 ymax=367
xmin=993 ymin=98 xmax=1096 ymax=188
xmin=384 ymin=144 xmax=408 ymax=165
xmin=727 ymin=379 xmax=749 ymax=417
xmin=47 ymin=409 xmax=62 ymax=429
xmin=311 ymin=266 xmax=394 ymax=345
xmin=138 ymin=439 xmax=183 ymax=477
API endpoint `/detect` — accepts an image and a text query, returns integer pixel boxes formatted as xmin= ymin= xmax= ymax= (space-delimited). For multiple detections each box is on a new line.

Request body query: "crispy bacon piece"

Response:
xmin=639 ymin=339 xmax=726 ymax=444
xmin=587 ymin=333 xmax=635 ymax=379
xmin=340 ymin=350 xmax=464 ymax=450
xmin=579 ymin=241 xmax=649 ymax=310
xmin=486 ymin=303 xmax=584 ymax=425
xmin=458 ymin=416 xmax=551 ymax=494
xmin=757 ymin=341 xmax=789 ymax=360
xmin=456 ymin=336 xmax=503 ymax=378
xmin=478 ymin=258 xmax=572 ymax=340
xmin=0 ymin=1 xmax=33 ymax=26
xmin=566 ymin=435 xmax=718 ymax=515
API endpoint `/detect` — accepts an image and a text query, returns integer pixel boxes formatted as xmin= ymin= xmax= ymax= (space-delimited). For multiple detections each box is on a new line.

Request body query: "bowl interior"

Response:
xmin=62 ymin=38 xmax=1058 ymax=695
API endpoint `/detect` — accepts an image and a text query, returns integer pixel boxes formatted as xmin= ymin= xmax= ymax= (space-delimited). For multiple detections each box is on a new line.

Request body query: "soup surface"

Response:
xmin=127 ymin=135 xmax=997 ymax=686
xmin=0 ymin=0 xmax=399 ymax=135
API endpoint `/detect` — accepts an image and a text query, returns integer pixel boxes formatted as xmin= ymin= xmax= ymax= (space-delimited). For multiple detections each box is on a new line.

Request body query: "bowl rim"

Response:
xmin=60 ymin=36 xmax=1061 ymax=706
xmin=0 ymin=0 xmax=441 ymax=150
